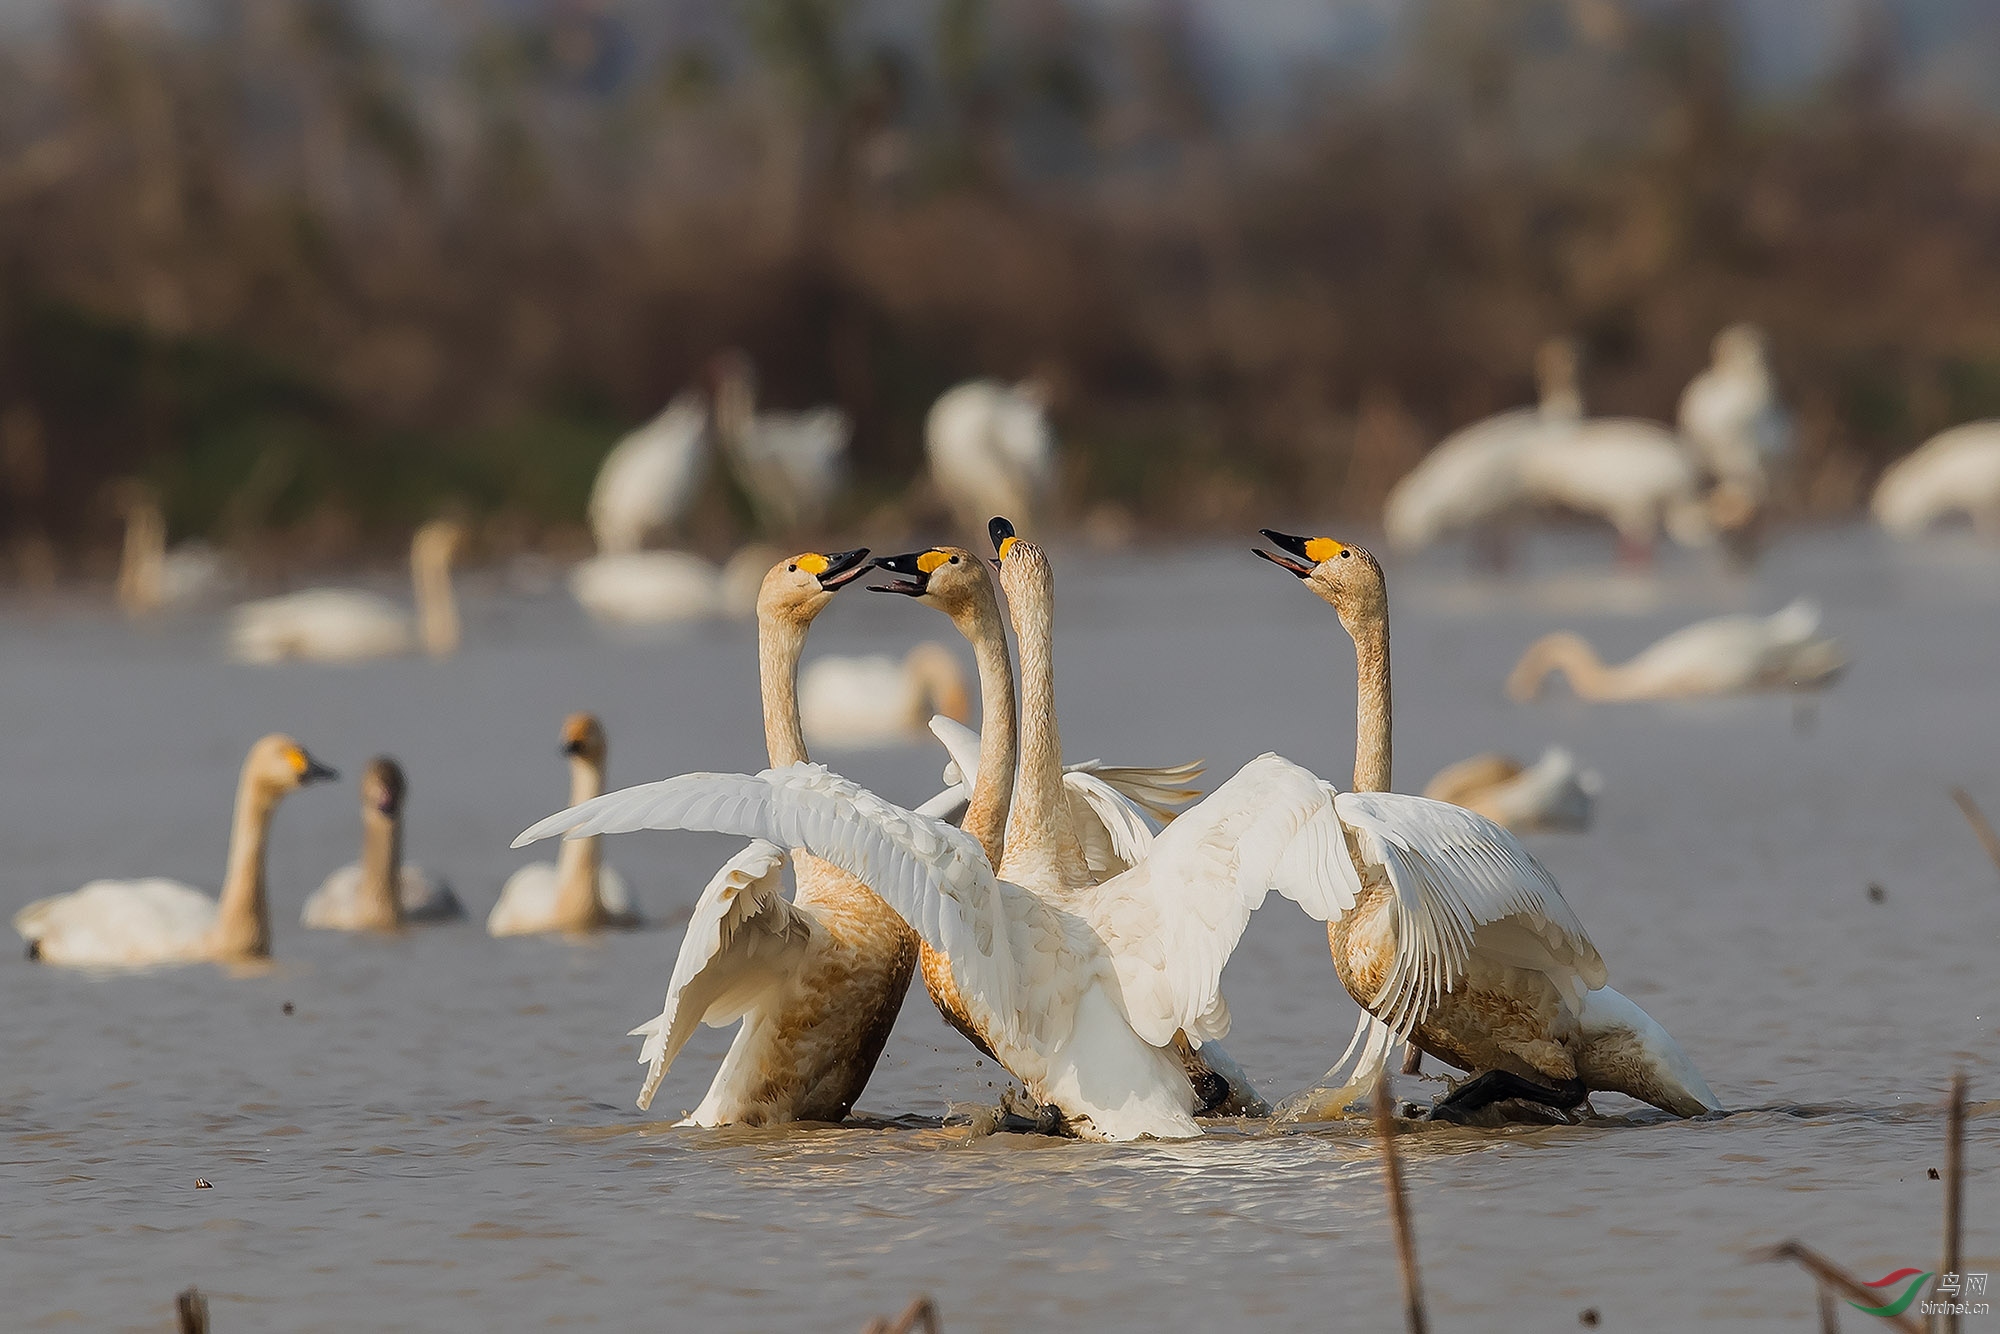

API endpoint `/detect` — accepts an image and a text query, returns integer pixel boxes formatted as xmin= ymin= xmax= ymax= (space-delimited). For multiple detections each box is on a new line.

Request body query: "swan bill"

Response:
xmin=291 ymin=748 xmax=340 ymax=785
xmin=795 ymin=547 xmax=871 ymax=590
xmin=867 ymin=549 xmax=958 ymax=597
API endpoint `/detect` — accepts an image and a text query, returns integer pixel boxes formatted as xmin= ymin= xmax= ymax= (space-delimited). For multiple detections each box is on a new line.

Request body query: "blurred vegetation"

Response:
xmin=4 ymin=0 xmax=2000 ymax=571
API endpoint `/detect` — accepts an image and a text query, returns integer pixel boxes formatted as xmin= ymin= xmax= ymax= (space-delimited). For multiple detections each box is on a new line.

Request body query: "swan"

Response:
xmin=712 ymin=350 xmax=849 ymax=533
xmin=925 ymin=379 xmax=1057 ymax=538
xmin=228 ymin=520 xmax=464 ymax=663
xmin=1507 ymin=598 xmax=1846 ymax=701
xmin=116 ymin=491 xmax=235 ymax=616
xmin=14 ymin=734 xmax=338 ymax=965
xmin=488 ymin=714 xmax=640 ymax=935
xmin=301 ymin=757 xmax=463 ymax=930
xmin=1252 ymin=529 xmax=1722 ymax=1120
xmin=1514 ymin=421 xmax=1718 ymax=556
xmin=799 ymin=641 xmax=974 ymax=750
xmin=588 ymin=389 xmax=711 ymax=553
xmin=868 ymin=536 xmax=1256 ymax=1120
xmin=1421 ymin=747 xmax=1601 ymax=833
xmin=1678 ymin=324 xmax=1793 ymax=504
xmin=1383 ymin=339 xmax=1578 ymax=550
xmin=569 ymin=550 xmax=722 ymax=626
xmin=625 ymin=546 xmax=931 ymax=1125
xmin=1872 ymin=422 xmax=2000 ymax=539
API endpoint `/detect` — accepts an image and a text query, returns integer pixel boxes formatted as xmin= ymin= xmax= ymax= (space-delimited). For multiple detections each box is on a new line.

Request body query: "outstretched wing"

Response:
xmin=1331 ymin=790 xmax=1607 ymax=1037
xmin=628 ymin=841 xmax=813 ymax=1110
xmin=517 ymin=764 xmax=1022 ymax=1042
xmin=1081 ymin=753 xmax=1356 ymax=1047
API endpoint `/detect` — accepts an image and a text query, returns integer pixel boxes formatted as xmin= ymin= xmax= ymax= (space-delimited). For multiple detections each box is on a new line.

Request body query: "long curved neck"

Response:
xmin=1510 ymin=632 xmax=1613 ymax=700
xmin=412 ymin=542 xmax=460 ymax=658
xmin=950 ymin=589 xmax=1017 ymax=869
xmin=211 ymin=768 xmax=278 ymax=958
xmin=552 ymin=756 xmax=607 ymax=929
xmin=355 ymin=814 xmax=403 ymax=930
xmin=1347 ymin=610 xmax=1393 ymax=793
xmin=759 ymin=613 xmax=811 ymax=768
xmin=118 ymin=506 xmax=165 ymax=614
xmin=1001 ymin=568 xmax=1083 ymax=885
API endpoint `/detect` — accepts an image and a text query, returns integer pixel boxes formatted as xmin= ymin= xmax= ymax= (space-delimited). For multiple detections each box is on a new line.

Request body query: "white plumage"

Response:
xmin=588 ymin=390 xmax=712 ymax=554
xmin=517 ymin=755 xmax=1347 ymax=1141
xmin=1872 ymin=422 xmax=2000 ymax=539
xmin=1515 ymin=420 xmax=1716 ymax=551
xmin=1678 ymin=324 xmax=1793 ymax=501
xmin=713 ymin=352 xmax=849 ymax=533
xmin=569 ymin=551 xmax=721 ymax=626
xmin=798 ymin=643 xmax=972 ymax=751
xmin=1509 ymin=598 xmax=1847 ymax=701
xmin=487 ymin=862 xmax=636 ymax=935
xmin=228 ymin=521 xmax=463 ymax=663
xmin=925 ymin=379 xmax=1058 ymax=536
xmin=1382 ymin=408 xmax=1542 ymax=550
xmin=15 ymin=878 xmax=229 ymax=967
xmin=301 ymin=866 xmax=462 ymax=927
xmin=1422 ymin=746 xmax=1602 ymax=833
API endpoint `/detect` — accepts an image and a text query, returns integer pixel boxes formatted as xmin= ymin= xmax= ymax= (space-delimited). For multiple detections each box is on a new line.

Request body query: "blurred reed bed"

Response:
xmin=4 ymin=0 xmax=2000 ymax=576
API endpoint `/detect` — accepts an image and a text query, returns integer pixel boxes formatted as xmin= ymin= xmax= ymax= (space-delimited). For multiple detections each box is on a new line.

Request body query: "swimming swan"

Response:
xmin=488 ymin=714 xmax=640 ymax=935
xmin=14 ymin=734 xmax=338 ymax=965
xmin=116 ymin=491 xmax=236 ymax=616
xmin=1872 ymin=422 xmax=2000 ymax=539
xmin=1422 ymin=747 xmax=1601 ymax=833
xmin=623 ymin=548 xmax=926 ymax=1125
xmin=228 ymin=520 xmax=465 ymax=663
xmin=1253 ymin=530 xmax=1722 ymax=1119
xmin=301 ymin=757 xmax=463 ymax=930
xmin=1507 ymin=599 xmax=1846 ymax=702
xmin=799 ymin=641 xmax=974 ymax=750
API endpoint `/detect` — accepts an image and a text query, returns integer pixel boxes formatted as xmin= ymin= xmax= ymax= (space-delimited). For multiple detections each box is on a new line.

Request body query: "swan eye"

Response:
xmin=787 ymin=563 xmax=798 ymax=573
xmin=948 ymin=555 xmax=959 ymax=564
xmin=1340 ymin=549 xmax=1351 ymax=558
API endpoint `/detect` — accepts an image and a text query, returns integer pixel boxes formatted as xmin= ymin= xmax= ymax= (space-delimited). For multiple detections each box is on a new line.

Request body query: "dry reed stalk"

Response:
xmin=862 ymin=1295 xmax=939 ymax=1334
xmin=1942 ymin=1072 xmax=1966 ymax=1334
xmin=175 ymin=1287 xmax=209 ymax=1334
xmin=1817 ymin=1282 xmax=1840 ymax=1333
xmin=1374 ymin=1079 xmax=1429 ymax=1334
xmin=1751 ymin=1242 xmax=1922 ymax=1334
xmin=1949 ymin=789 xmax=2000 ymax=879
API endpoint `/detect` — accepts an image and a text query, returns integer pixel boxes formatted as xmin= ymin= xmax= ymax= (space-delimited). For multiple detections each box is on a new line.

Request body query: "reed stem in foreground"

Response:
xmin=1374 ymin=1079 xmax=1430 ymax=1334
xmin=1942 ymin=1072 xmax=1966 ymax=1334
xmin=1751 ymin=1242 xmax=1921 ymax=1334
xmin=175 ymin=1287 xmax=209 ymax=1334
xmin=1949 ymin=788 xmax=2000 ymax=879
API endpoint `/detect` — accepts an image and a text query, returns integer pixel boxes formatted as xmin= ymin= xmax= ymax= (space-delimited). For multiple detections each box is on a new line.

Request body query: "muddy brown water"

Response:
xmin=1 ymin=526 xmax=1993 ymax=1330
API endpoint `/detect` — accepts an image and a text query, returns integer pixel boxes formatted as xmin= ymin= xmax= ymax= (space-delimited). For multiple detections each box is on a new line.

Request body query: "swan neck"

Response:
xmin=212 ymin=765 xmax=278 ymax=958
xmin=1515 ymin=633 xmax=1610 ymax=700
xmin=1350 ymin=613 xmax=1393 ymax=793
xmin=118 ymin=504 xmax=165 ymax=615
xmin=412 ymin=539 xmax=460 ymax=658
xmin=553 ymin=755 xmax=606 ymax=929
xmin=1001 ymin=565 xmax=1081 ymax=885
xmin=953 ymin=587 xmax=1017 ymax=868
xmin=759 ymin=613 xmax=811 ymax=769
xmin=356 ymin=813 xmax=404 ymax=929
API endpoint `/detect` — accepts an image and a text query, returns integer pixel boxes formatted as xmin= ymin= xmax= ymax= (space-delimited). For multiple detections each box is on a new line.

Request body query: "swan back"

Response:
xmin=1872 ymin=423 xmax=2000 ymax=535
xmin=569 ymin=551 xmax=719 ymax=624
xmin=228 ymin=589 xmax=411 ymax=663
xmin=1382 ymin=409 xmax=1542 ymax=548
xmin=588 ymin=390 xmax=712 ymax=553
xmin=13 ymin=879 xmax=218 ymax=965
xmin=925 ymin=379 xmax=1058 ymax=529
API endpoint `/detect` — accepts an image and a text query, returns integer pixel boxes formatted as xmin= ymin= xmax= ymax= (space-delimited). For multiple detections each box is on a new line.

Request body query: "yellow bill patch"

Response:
xmin=996 ymin=535 xmax=1019 ymax=560
xmin=284 ymin=746 xmax=308 ymax=774
xmin=916 ymin=550 xmax=951 ymax=574
xmin=794 ymin=553 xmax=829 ymax=575
xmin=1303 ymin=537 xmax=1344 ymax=563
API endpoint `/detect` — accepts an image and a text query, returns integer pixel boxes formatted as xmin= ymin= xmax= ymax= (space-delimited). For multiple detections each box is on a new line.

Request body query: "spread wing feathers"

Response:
xmin=1061 ymin=770 xmax=1156 ymax=877
xmin=628 ymin=840 xmax=811 ymax=1110
xmin=1331 ymin=791 xmax=1607 ymax=1036
xmin=1063 ymin=759 xmax=1206 ymax=824
xmin=1081 ymin=754 xmax=1356 ymax=1047
xmin=517 ymin=764 xmax=1022 ymax=1042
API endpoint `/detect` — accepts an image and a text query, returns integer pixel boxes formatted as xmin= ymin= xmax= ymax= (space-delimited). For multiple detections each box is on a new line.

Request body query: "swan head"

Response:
xmin=867 ymin=546 xmax=990 ymax=613
xmin=757 ymin=549 xmax=871 ymax=624
xmin=248 ymin=733 xmax=339 ymax=796
xmin=1713 ymin=323 xmax=1768 ymax=371
xmin=986 ymin=517 xmax=1051 ymax=603
xmin=360 ymin=756 xmax=407 ymax=823
xmin=560 ymin=712 xmax=608 ymax=766
xmin=1253 ymin=530 xmax=1387 ymax=628
xmin=411 ymin=519 xmax=466 ymax=566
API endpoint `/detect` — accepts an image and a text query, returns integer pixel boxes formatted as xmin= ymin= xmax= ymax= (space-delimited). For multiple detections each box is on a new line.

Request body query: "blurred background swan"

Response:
xmin=711 ymin=349 xmax=848 ymax=535
xmin=1422 ymin=747 xmax=1602 ymax=833
xmin=115 ymin=488 xmax=238 ymax=617
xmin=12 ymin=735 xmax=337 ymax=966
xmin=1508 ymin=599 xmax=1846 ymax=701
xmin=1872 ymin=421 xmax=2000 ymax=540
xmin=799 ymin=641 xmax=973 ymax=750
xmin=587 ymin=390 xmax=711 ymax=555
xmin=1678 ymin=324 xmax=1794 ymax=510
xmin=925 ymin=378 xmax=1058 ymax=541
xmin=490 ymin=713 xmax=639 ymax=935
xmin=301 ymin=757 xmax=461 ymax=931
xmin=229 ymin=520 xmax=465 ymax=663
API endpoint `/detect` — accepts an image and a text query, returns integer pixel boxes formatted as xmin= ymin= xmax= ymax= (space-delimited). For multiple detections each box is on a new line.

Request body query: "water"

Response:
xmin=1 ymin=526 xmax=1994 ymax=1331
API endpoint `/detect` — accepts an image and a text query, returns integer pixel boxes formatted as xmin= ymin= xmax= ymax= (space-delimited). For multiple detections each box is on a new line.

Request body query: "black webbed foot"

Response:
xmin=1425 ymin=1069 xmax=1586 ymax=1123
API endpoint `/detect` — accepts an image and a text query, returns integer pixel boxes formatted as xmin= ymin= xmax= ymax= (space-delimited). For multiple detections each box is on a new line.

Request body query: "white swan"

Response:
xmin=116 ymin=492 xmax=236 ymax=616
xmin=1678 ymin=323 xmax=1793 ymax=504
xmin=1507 ymin=598 xmax=1846 ymax=701
xmin=489 ymin=714 xmax=640 ymax=935
xmin=624 ymin=547 xmax=937 ymax=1125
xmin=14 ymin=734 xmax=338 ymax=966
xmin=1422 ymin=747 xmax=1601 ymax=833
xmin=301 ymin=757 xmax=462 ymax=930
xmin=925 ymin=379 xmax=1057 ymax=538
xmin=799 ymin=641 xmax=973 ymax=750
xmin=588 ymin=389 xmax=711 ymax=553
xmin=712 ymin=350 xmax=849 ymax=533
xmin=1872 ymin=422 xmax=2000 ymax=539
xmin=228 ymin=520 xmax=464 ymax=663
xmin=1515 ymin=420 xmax=1717 ymax=555
xmin=569 ymin=550 xmax=721 ymax=626
xmin=1253 ymin=529 xmax=1722 ymax=1120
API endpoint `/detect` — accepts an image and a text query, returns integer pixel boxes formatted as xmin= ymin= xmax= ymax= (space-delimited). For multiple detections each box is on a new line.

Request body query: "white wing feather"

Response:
xmin=1331 ymin=790 xmax=1607 ymax=1036
xmin=517 ymin=765 xmax=1023 ymax=1043
xmin=628 ymin=840 xmax=812 ymax=1110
